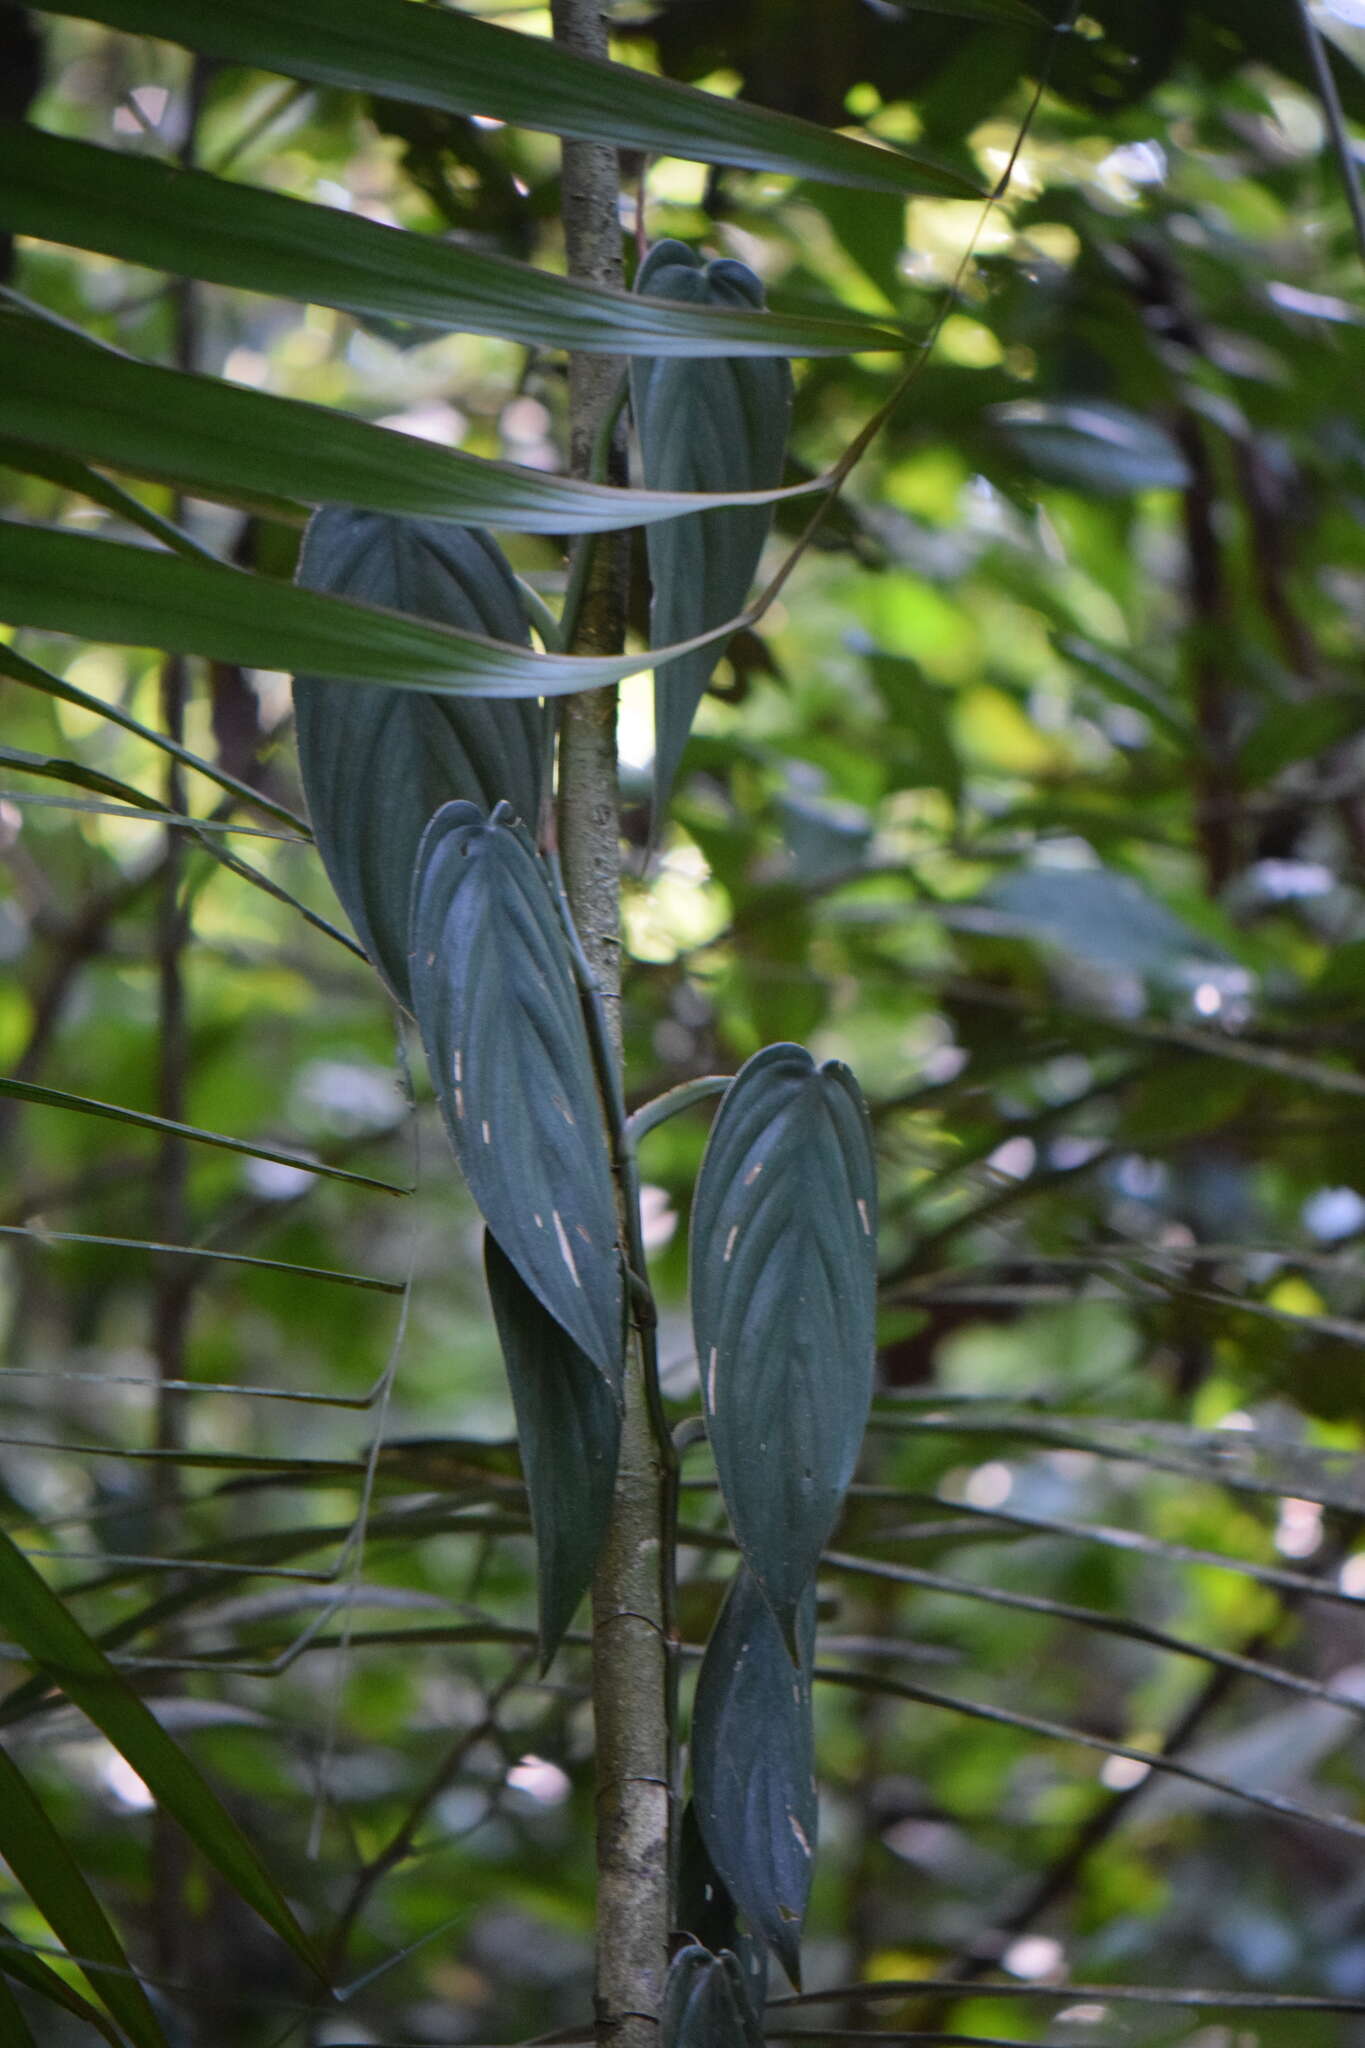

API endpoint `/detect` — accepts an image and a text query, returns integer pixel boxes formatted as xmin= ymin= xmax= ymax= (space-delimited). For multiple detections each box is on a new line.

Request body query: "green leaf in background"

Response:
xmin=0 ymin=1745 xmax=167 ymax=2048
xmin=661 ymin=1943 xmax=764 ymax=2048
xmin=631 ymin=242 xmax=792 ymax=816
xmin=23 ymin=0 xmax=982 ymax=197
xmin=0 ymin=128 xmax=911 ymax=358
xmin=0 ymin=1525 xmax=324 ymax=1982
xmin=294 ymin=510 xmax=545 ymax=1008
xmin=984 ymin=863 xmax=1237 ymax=985
xmin=0 ymin=522 xmax=760 ymax=696
xmin=484 ymin=1233 xmax=620 ymax=1668
xmin=691 ymin=1044 xmax=877 ymax=1645
xmin=990 ymin=399 xmax=1192 ymax=494
xmin=0 ymin=1972 xmax=35 ymax=2048
xmin=691 ymin=1569 xmax=817 ymax=1988
xmin=0 ymin=311 xmax=823 ymax=536
xmin=876 ymin=0 xmax=1047 ymax=18
xmin=410 ymin=802 xmax=623 ymax=1385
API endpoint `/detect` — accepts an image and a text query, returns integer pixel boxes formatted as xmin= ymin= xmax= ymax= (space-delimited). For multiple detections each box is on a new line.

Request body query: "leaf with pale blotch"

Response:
xmin=484 ymin=1233 xmax=619 ymax=1666
xmin=691 ymin=1569 xmax=816 ymax=1988
xmin=631 ymin=242 xmax=791 ymax=815
xmin=411 ymin=802 xmax=622 ymax=1385
xmin=690 ymin=1043 xmax=877 ymax=1645
xmin=294 ymin=510 xmax=545 ymax=1009
xmin=661 ymin=1944 xmax=764 ymax=2048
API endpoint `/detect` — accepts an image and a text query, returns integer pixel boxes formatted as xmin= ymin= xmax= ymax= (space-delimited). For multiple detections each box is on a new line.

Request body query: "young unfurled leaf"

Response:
xmin=661 ymin=1943 xmax=765 ymax=2048
xmin=691 ymin=1568 xmax=817 ymax=1988
xmin=484 ymin=1232 xmax=620 ymax=1666
xmin=631 ymin=242 xmax=791 ymax=816
xmin=691 ymin=1043 xmax=877 ymax=1643
xmin=294 ymin=510 xmax=545 ymax=1008
xmin=411 ymin=802 xmax=623 ymax=1385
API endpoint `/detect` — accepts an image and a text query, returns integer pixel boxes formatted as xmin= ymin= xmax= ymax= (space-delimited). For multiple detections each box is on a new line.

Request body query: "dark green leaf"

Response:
xmin=0 ymin=1075 xmax=405 ymax=1194
xmin=877 ymin=0 xmax=1047 ymax=18
xmin=484 ymin=1232 xmax=620 ymax=1667
xmin=0 ymin=1745 xmax=167 ymax=2048
xmin=0 ymin=431 xmax=212 ymax=559
xmin=0 ymin=1922 xmax=124 ymax=2047
xmin=0 ymin=742 xmax=162 ymax=811
xmin=661 ymin=1943 xmax=764 ymax=2048
xmin=0 ymin=1525 xmax=324 ymax=1981
xmin=691 ymin=1043 xmax=877 ymax=1642
xmin=691 ymin=1568 xmax=817 ymax=1988
xmin=984 ymin=864 xmax=1233 ymax=982
xmin=0 ymin=522 xmax=756 ymax=695
xmin=631 ymin=242 xmax=791 ymax=813
xmin=0 ymin=1971 xmax=35 ymax=2048
xmin=24 ymin=0 xmax=982 ymax=197
xmin=0 ymin=310 xmax=821 ymax=535
xmin=990 ymin=399 xmax=1192 ymax=494
xmin=410 ymin=802 xmax=623 ymax=1384
xmin=294 ymin=510 xmax=545 ymax=1007
xmin=0 ymin=128 xmax=911 ymax=357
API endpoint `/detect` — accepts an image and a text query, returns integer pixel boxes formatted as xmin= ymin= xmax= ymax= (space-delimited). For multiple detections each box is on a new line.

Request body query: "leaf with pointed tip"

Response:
xmin=0 ymin=521 xmax=762 ymax=695
xmin=484 ymin=1232 xmax=619 ymax=1667
xmin=677 ymin=1802 xmax=771 ymax=2019
xmin=25 ymin=0 xmax=982 ymax=198
xmin=691 ymin=1569 xmax=817 ymax=1988
xmin=0 ymin=1745 xmax=167 ymax=2048
xmin=0 ymin=128 xmax=911 ymax=358
xmin=631 ymin=243 xmax=791 ymax=814
xmin=0 ymin=1525 xmax=324 ymax=1982
xmin=411 ymin=802 xmax=622 ymax=1383
xmin=661 ymin=1944 xmax=765 ymax=2048
xmin=294 ymin=510 xmax=545 ymax=1008
xmin=691 ymin=1044 xmax=877 ymax=1643
xmin=0 ymin=311 xmax=822 ymax=536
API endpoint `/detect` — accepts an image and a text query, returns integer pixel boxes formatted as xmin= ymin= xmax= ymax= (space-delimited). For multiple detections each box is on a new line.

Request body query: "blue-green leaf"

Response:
xmin=410 ymin=802 xmax=622 ymax=1385
xmin=691 ymin=1569 xmax=817 ymax=1988
xmin=294 ymin=510 xmax=545 ymax=1009
xmin=690 ymin=1044 xmax=877 ymax=1643
xmin=661 ymin=1943 xmax=764 ymax=2048
xmin=990 ymin=399 xmax=1191 ymax=495
xmin=484 ymin=1231 xmax=620 ymax=1667
xmin=631 ymin=242 xmax=791 ymax=815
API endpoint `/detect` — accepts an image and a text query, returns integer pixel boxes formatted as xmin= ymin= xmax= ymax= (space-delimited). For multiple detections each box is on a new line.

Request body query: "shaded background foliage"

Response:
xmin=4 ymin=1 xmax=1365 ymax=2043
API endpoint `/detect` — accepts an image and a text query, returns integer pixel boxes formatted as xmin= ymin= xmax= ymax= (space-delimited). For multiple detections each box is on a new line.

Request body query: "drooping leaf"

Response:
xmin=0 ymin=431 xmax=211 ymax=560
xmin=0 ymin=128 xmax=912 ymax=357
xmin=0 ymin=1745 xmax=167 ymax=2048
xmin=483 ymin=1234 xmax=620 ymax=1667
xmin=690 ymin=1044 xmax=877 ymax=1642
xmin=24 ymin=0 xmax=982 ymax=197
xmin=0 ymin=310 xmax=820 ymax=536
xmin=661 ymin=1943 xmax=765 ymax=2048
xmin=989 ymin=399 xmax=1192 ymax=495
xmin=410 ymin=802 xmax=623 ymax=1384
xmin=294 ymin=510 xmax=545 ymax=1008
xmin=0 ymin=1525 xmax=324 ymax=1982
xmin=0 ymin=522 xmax=759 ymax=696
xmin=677 ymin=1802 xmax=769 ymax=2020
xmin=691 ymin=1569 xmax=817 ymax=1987
xmin=631 ymin=242 xmax=792 ymax=814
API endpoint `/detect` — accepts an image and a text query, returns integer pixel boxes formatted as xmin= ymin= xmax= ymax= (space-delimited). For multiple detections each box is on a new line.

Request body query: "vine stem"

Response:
xmin=549 ymin=4 xmax=671 ymax=2042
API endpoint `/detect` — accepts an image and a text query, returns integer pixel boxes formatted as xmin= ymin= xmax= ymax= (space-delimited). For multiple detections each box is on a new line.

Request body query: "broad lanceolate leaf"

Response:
xmin=0 ymin=128 xmax=910 ymax=358
xmin=0 ymin=522 xmax=760 ymax=696
xmin=989 ymin=399 xmax=1192 ymax=495
xmin=0 ymin=1744 xmax=167 ymax=2048
xmin=691 ymin=1569 xmax=817 ymax=1988
xmin=0 ymin=311 xmax=820 ymax=536
xmin=294 ymin=511 xmax=544 ymax=1008
xmin=691 ymin=1044 xmax=877 ymax=1643
xmin=411 ymin=802 xmax=623 ymax=1384
xmin=0 ymin=1525 xmax=324 ymax=1981
xmin=484 ymin=1234 xmax=620 ymax=1668
xmin=26 ymin=0 xmax=981 ymax=198
xmin=661 ymin=1944 xmax=764 ymax=2048
xmin=631 ymin=243 xmax=791 ymax=814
